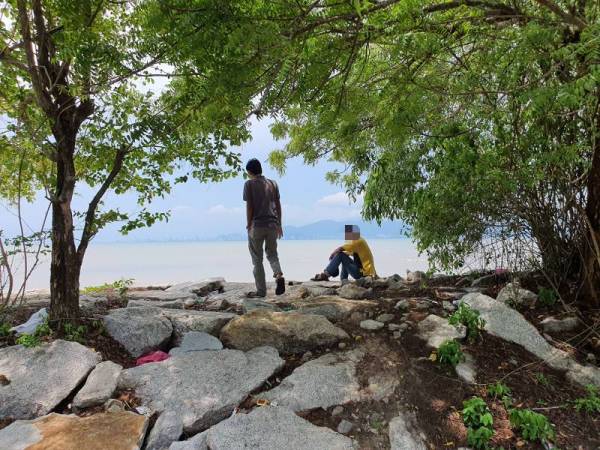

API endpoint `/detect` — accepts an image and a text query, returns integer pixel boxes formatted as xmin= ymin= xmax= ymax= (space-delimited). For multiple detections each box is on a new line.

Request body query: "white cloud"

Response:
xmin=316 ymin=192 xmax=364 ymax=207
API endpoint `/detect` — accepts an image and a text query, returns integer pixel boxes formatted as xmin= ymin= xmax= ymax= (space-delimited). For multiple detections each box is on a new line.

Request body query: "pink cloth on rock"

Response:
xmin=135 ymin=350 xmax=170 ymax=366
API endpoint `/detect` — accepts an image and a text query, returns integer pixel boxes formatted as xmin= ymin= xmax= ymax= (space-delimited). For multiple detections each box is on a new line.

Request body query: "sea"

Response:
xmin=21 ymin=239 xmax=429 ymax=290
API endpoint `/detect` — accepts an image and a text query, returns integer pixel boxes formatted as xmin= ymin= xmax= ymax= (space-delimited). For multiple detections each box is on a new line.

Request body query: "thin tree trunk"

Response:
xmin=582 ymin=144 xmax=600 ymax=307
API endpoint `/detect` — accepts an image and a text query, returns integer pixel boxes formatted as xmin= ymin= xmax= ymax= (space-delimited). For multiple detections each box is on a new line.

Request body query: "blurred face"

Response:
xmin=345 ymin=231 xmax=360 ymax=241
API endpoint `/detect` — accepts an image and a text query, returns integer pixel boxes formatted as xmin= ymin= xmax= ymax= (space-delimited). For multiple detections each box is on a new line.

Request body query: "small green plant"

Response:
xmin=538 ymin=287 xmax=557 ymax=307
xmin=574 ymin=385 xmax=600 ymax=414
xmin=63 ymin=322 xmax=87 ymax=343
xmin=487 ymin=382 xmax=511 ymax=399
xmin=437 ymin=339 xmax=465 ymax=367
xmin=509 ymin=408 xmax=554 ymax=442
xmin=0 ymin=322 xmax=11 ymax=337
xmin=534 ymin=373 xmax=550 ymax=387
xmin=462 ymin=396 xmax=494 ymax=449
xmin=16 ymin=333 xmax=41 ymax=348
xmin=83 ymin=278 xmax=134 ymax=298
xmin=33 ymin=319 xmax=52 ymax=338
xmin=449 ymin=302 xmax=486 ymax=342
xmin=467 ymin=426 xmax=494 ymax=449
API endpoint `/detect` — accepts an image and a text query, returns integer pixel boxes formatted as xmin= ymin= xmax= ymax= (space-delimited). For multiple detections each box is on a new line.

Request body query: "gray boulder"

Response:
xmin=242 ymin=298 xmax=281 ymax=314
xmin=73 ymin=361 xmax=122 ymax=409
xmin=162 ymin=309 xmax=236 ymax=339
xmin=166 ymin=279 xmax=225 ymax=296
xmin=0 ymin=340 xmax=101 ymax=419
xmin=416 ymin=315 xmax=466 ymax=349
xmin=389 ymin=411 xmax=427 ymax=450
xmin=406 ymin=271 xmax=426 ymax=283
xmin=118 ymin=347 xmax=284 ymax=434
xmin=288 ymin=296 xmax=377 ymax=321
xmin=360 ymin=320 xmax=385 ymax=331
xmin=220 ymin=310 xmax=349 ymax=353
xmin=496 ymin=282 xmax=537 ymax=308
xmin=127 ymin=299 xmax=187 ymax=309
xmin=169 ymin=331 xmax=223 ymax=355
xmin=455 ymin=353 xmax=477 ymax=384
xmin=540 ymin=316 xmax=579 ymax=334
xmin=463 ymin=293 xmax=600 ymax=387
xmin=104 ymin=306 xmax=173 ymax=357
xmin=338 ymin=284 xmax=371 ymax=300
xmin=169 ymin=406 xmax=354 ymax=450
xmin=262 ymin=350 xmax=364 ymax=411
xmin=127 ymin=289 xmax=195 ymax=302
xmin=146 ymin=410 xmax=184 ymax=450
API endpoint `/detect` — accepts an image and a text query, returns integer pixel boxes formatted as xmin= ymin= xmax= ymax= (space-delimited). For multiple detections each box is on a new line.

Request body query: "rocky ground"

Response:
xmin=0 ymin=273 xmax=599 ymax=449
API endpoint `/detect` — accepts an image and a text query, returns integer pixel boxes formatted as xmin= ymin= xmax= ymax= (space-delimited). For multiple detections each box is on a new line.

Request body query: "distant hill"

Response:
xmin=217 ymin=220 xmax=406 ymax=241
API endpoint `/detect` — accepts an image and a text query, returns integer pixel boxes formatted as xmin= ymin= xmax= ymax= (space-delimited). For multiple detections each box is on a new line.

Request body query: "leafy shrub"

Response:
xmin=462 ymin=396 xmax=494 ymax=449
xmin=509 ymin=409 xmax=555 ymax=442
xmin=16 ymin=333 xmax=41 ymax=348
xmin=83 ymin=278 xmax=134 ymax=298
xmin=437 ymin=339 xmax=464 ymax=367
xmin=0 ymin=322 xmax=11 ymax=337
xmin=63 ymin=323 xmax=87 ymax=344
xmin=33 ymin=319 xmax=52 ymax=338
xmin=538 ymin=287 xmax=557 ymax=307
xmin=574 ymin=385 xmax=600 ymax=414
xmin=449 ymin=302 xmax=486 ymax=342
xmin=487 ymin=382 xmax=511 ymax=399
xmin=467 ymin=426 xmax=494 ymax=449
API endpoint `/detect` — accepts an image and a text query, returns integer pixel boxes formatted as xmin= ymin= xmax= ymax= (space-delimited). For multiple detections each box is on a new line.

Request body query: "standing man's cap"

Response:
xmin=246 ymin=158 xmax=262 ymax=175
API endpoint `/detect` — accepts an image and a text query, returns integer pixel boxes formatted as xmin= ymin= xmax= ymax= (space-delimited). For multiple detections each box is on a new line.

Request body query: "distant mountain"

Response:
xmin=217 ymin=220 xmax=406 ymax=241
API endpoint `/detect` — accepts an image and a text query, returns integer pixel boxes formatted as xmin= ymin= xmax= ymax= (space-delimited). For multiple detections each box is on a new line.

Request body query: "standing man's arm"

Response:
xmin=243 ymin=181 xmax=253 ymax=231
xmin=275 ymin=198 xmax=283 ymax=239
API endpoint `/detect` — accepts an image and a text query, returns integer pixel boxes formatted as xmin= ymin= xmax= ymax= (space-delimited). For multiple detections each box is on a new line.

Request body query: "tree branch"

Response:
xmin=534 ymin=0 xmax=587 ymax=29
xmin=77 ymin=147 xmax=127 ymax=262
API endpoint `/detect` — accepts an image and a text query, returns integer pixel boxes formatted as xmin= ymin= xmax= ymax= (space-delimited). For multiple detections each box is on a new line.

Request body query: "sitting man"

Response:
xmin=312 ymin=225 xmax=376 ymax=284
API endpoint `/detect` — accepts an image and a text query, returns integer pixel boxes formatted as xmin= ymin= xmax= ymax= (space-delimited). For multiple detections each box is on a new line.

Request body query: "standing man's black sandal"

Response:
xmin=275 ymin=276 xmax=286 ymax=295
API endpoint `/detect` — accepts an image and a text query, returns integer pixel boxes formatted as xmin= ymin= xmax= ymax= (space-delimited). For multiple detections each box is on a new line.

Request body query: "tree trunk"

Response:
xmin=49 ymin=131 xmax=81 ymax=326
xmin=582 ymin=145 xmax=600 ymax=307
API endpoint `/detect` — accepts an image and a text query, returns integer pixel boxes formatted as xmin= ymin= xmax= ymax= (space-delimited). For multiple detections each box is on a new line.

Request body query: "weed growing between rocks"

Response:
xmin=448 ymin=302 xmax=486 ymax=342
xmin=462 ymin=396 xmax=494 ymax=449
xmin=436 ymin=339 xmax=464 ymax=367
xmin=574 ymin=384 xmax=600 ymax=414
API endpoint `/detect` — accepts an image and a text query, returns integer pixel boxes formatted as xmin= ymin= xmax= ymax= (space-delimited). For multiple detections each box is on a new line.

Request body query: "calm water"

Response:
xmin=23 ymin=239 xmax=428 ymax=290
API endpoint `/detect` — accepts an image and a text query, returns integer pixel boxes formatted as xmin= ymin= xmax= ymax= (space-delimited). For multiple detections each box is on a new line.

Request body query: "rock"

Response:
xmin=204 ymin=282 xmax=259 ymax=307
xmin=443 ymin=302 xmax=457 ymax=312
xmin=587 ymin=353 xmax=597 ymax=364
xmin=0 ymin=411 xmax=148 ymax=450
xmin=360 ymin=319 xmax=385 ymax=331
xmin=355 ymin=276 xmax=374 ymax=288
xmin=496 ymin=282 xmax=537 ymax=308
xmin=289 ymin=296 xmax=377 ymax=321
xmin=73 ymin=361 xmax=122 ymax=410
xmin=540 ymin=316 xmax=579 ymax=334
xmin=388 ymin=411 xmax=427 ymax=450
xmin=262 ymin=350 xmax=363 ymax=411
xmin=455 ymin=353 xmax=476 ymax=384
xmin=128 ymin=289 xmax=195 ymax=302
xmin=416 ymin=314 xmax=466 ymax=349
xmin=104 ymin=307 xmax=173 ymax=357
xmin=0 ymin=340 xmax=101 ymax=419
xmin=376 ymin=313 xmax=395 ymax=323
xmin=105 ymin=399 xmax=126 ymax=413
xmin=242 ymin=298 xmax=281 ymax=313
xmin=393 ymin=331 xmax=401 ymax=339
xmin=128 ymin=299 xmax=187 ymax=310
xmin=184 ymin=298 xmax=199 ymax=308
xmin=462 ymin=293 xmax=600 ymax=388
xmin=220 ymin=310 xmax=349 ymax=353
xmin=339 ymin=342 xmax=347 ymax=349
xmin=337 ymin=419 xmax=354 ymax=434
xmin=332 ymin=406 xmax=345 ymax=416
xmin=166 ymin=279 xmax=225 ymax=296
xmin=406 ymin=271 xmax=426 ymax=283
xmin=395 ymin=300 xmax=409 ymax=311
xmin=169 ymin=331 xmax=223 ymax=356
xmin=170 ymin=406 xmax=354 ymax=450
xmin=388 ymin=323 xmax=401 ymax=331
xmin=146 ymin=410 xmax=184 ymax=450
xmin=163 ymin=310 xmax=236 ymax=340
xmin=367 ymin=372 xmax=400 ymax=401
xmin=338 ymin=284 xmax=372 ymax=300
xmin=470 ymin=273 xmax=503 ymax=288
xmin=118 ymin=347 xmax=284 ymax=434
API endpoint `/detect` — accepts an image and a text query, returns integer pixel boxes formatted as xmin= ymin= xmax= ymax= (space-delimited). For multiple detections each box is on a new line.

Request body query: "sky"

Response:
xmin=1 ymin=117 xmax=372 ymax=242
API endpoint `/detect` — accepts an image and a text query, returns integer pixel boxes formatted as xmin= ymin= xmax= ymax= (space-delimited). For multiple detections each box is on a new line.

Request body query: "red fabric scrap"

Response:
xmin=136 ymin=350 xmax=170 ymax=366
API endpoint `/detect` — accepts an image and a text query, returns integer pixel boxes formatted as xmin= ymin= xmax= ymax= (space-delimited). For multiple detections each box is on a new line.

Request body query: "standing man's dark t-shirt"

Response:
xmin=243 ymin=176 xmax=280 ymax=228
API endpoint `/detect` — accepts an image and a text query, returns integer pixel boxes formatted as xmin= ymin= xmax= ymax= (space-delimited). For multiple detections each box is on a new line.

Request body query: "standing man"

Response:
xmin=243 ymin=158 xmax=285 ymax=297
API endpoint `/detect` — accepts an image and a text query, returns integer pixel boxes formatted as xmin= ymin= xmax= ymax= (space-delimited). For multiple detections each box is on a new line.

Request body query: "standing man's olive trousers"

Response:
xmin=248 ymin=226 xmax=283 ymax=297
